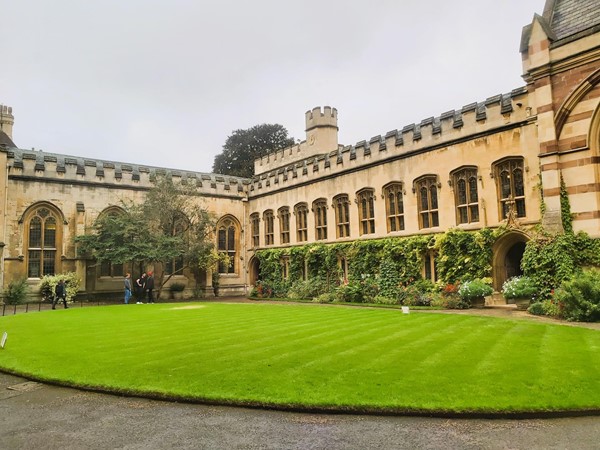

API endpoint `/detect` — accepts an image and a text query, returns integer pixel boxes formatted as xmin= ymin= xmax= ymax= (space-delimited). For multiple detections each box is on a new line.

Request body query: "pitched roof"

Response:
xmin=0 ymin=130 xmax=15 ymax=148
xmin=544 ymin=0 xmax=600 ymax=43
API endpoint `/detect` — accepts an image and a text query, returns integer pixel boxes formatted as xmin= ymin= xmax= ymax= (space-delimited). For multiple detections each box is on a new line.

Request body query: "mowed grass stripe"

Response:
xmin=0 ymin=303 xmax=599 ymax=413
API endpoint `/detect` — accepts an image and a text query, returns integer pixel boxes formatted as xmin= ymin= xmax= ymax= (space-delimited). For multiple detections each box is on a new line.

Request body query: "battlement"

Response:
xmin=0 ymin=104 xmax=15 ymax=140
xmin=305 ymin=106 xmax=338 ymax=131
xmin=249 ymin=87 xmax=534 ymax=196
xmin=3 ymin=147 xmax=251 ymax=197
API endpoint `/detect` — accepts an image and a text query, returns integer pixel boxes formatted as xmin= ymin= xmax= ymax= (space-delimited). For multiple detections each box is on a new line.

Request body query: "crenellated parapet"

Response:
xmin=4 ymin=148 xmax=251 ymax=197
xmin=249 ymin=87 xmax=534 ymax=196
xmin=0 ymin=104 xmax=15 ymax=140
xmin=255 ymin=106 xmax=340 ymax=175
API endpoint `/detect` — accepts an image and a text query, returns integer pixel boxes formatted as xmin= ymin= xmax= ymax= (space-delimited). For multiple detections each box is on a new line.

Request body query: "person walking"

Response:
xmin=53 ymin=279 xmax=68 ymax=309
xmin=135 ymin=272 xmax=147 ymax=304
xmin=146 ymin=271 xmax=155 ymax=304
xmin=124 ymin=273 xmax=132 ymax=304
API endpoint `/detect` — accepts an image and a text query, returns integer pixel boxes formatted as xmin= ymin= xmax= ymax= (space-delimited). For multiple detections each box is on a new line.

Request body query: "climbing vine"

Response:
xmin=559 ymin=173 xmax=573 ymax=234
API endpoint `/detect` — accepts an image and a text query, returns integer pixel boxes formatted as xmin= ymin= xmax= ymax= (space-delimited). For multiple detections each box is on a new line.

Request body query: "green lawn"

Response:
xmin=0 ymin=302 xmax=599 ymax=414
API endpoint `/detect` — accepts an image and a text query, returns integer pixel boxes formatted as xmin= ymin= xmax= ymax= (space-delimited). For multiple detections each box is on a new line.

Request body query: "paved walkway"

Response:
xmin=1 ymin=371 xmax=600 ymax=450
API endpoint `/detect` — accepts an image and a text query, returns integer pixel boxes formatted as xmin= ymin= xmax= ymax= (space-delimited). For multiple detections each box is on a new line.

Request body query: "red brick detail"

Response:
xmin=573 ymin=211 xmax=600 ymax=220
xmin=557 ymin=135 xmax=588 ymax=152
xmin=552 ymin=63 xmax=600 ymax=112
xmin=542 ymin=157 xmax=600 ymax=171
xmin=540 ymin=141 xmax=559 ymax=153
xmin=540 ymin=162 xmax=560 ymax=171
xmin=535 ymin=77 xmax=551 ymax=89
xmin=537 ymin=104 xmax=554 ymax=114
xmin=564 ymin=110 xmax=594 ymax=124
xmin=544 ymin=183 xmax=600 ymax=197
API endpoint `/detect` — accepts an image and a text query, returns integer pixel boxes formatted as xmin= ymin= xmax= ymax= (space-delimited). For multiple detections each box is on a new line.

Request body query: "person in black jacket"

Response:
xmin=53 ymin=279 xmax=68 ymax=309
xmin=146 ymin=272 xmax=155 ymax=304
xmin=135 ymin=273 xmax=147 ymax=304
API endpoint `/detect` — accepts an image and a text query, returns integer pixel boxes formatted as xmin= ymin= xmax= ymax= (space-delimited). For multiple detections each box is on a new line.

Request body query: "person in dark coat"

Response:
xmin=53 ymin=279 xmax=68 ymax=309
xmin=146 ymin=272 xmax=155 ymax=304
xmin=135 ymin=272 xmax=147 ymax=304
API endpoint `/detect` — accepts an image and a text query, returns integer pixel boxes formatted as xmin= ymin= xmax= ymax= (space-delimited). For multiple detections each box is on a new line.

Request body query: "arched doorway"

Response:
xmin=492 ymin=231 xmax=529 ymax=291
xmin=248 ymin=256 xmax=261 ymax=286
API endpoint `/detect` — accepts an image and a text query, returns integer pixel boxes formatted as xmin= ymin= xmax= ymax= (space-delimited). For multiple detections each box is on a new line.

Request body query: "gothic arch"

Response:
xmin=20 ymin=201 xmax=66 ymax=278
xmin=248 ymin=255 xmax=260 ymax=286
xmin=555 ymin=67 xmax=600 ymax=141
xmin=216 ymin=214 xmax=241 ymax=275
xmin=491 ymin=230 xmax=530 ymax=291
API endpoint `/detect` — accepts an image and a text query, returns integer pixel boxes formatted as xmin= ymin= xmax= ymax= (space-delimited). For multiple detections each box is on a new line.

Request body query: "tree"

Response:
xmin=76 ymin=175 xmax=225 ymax=299
xmin=212 ymin=123 xmax=295 ymax=178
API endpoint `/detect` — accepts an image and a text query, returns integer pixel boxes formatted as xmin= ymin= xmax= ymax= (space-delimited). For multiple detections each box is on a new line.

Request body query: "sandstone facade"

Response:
xmin=1 ymin=0 xmax=599 ymax=299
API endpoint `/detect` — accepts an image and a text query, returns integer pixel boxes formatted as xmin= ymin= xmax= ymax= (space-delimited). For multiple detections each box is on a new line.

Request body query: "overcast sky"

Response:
xmin=1 ymin=0 xmax=546 ymax=174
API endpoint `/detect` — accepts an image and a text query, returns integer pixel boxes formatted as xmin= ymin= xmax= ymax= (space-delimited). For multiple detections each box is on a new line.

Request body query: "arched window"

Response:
xmin=357 ymin=188 xmax=375 ymax=235
xmin=493 ymin=158 xmax=526 ymax=220
xmin=217 ymin=216 xmax=239 ymax=274
xmin=294 ymin=203 xmax=308 ymax=242
xmin=312 ymin=198 xmax=328 ymax=241
xmin=451 ymin=167 xmax=479 ymax=224
xmin=278 ymin=207 xmax=290 ymax=244
xmin=414 ymin=176 xmax=440 ymax=229
xmin=263 ymin=210 xmax=274 ymax=246
xmin=25 ymin=205 xmax=62 ymax=278
xmin=383 ymin=182 xmax=404 ymax=232
xmin=250 ymin=213 xmax=260 ymax=247
xmin=333 ymin=194 xmax=350 ymax=238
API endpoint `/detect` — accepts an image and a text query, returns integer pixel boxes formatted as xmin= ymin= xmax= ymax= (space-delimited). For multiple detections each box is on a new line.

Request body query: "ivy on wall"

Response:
xmin=253 ymin=228 xmax=502 ymax=296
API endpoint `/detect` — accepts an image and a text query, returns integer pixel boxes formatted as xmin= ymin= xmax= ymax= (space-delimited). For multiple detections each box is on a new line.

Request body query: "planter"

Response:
xmin=507 ymin=297 xmax=530 ymax=310
xmin=470 ymin=296 xmax=486 ymax=308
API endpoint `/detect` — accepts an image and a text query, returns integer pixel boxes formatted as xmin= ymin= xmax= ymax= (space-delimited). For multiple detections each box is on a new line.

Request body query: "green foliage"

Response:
xmin=527 ymin=302 xmax=545 ymax=316
xmin=212 ymin=123 xmax=295 ymax=178
xmin=554 ymin=269 xmax=600 ymax=322
xmin=5 ymin=278 xmax=29 ymax=305
xmin=458 ymin=279 xmax=493 ymax=300
xmin=559 ymin=174 xmax=573 ymax=234
xmin=76 ymin=175 xmax=217 ymax=299
xmin=287 ymin=279 xmax=327 ymax=300
xmin=435 ymin=229 xmax=497 ymax=283
xmin=521 ymin=231 xmax=600 ymax=300
xmin=39 ymin=273 xmax=81 ymax=302
xmin=502 ymin=276 xmax=537 ymax=300
xmin=378 ymin=259 xmax=401 ymax=300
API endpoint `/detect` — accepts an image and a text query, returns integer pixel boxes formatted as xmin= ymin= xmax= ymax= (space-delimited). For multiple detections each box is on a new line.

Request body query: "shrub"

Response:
xmin=502 ymin=276 xmax=537 ymax=300
xmin=313 ymin=293 xmax=336 ymax=303
xmin=169 ymin=282 xmax=186 ymax=292
xmin=39 ymin=273 xmax=81 ymax=302
xmin=443 ymin=296 xmax=471 ymax=309
xmin=554 ymin=269 xmax=600 ymax=322
xmin=542 ymin=299 xmax=561 ymax=317
xmin=373 ymin=295 xmax=399 ymax=305
xmin=527 ymin=302 xmax=545 ymax=316
xmin=288 ymin=278 xmax=327 ymax=300
xmin=458 ymin=279 xmax=493 ymax=301
xmin=5 ymin=278 xmax=29 ymax=305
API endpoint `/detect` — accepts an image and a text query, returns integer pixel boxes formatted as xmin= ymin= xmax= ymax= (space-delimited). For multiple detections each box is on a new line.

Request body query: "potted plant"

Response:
xmin=458 ymin=279 xmax=493 ymax=308
xmin=169 ymin=282 xmax=186 ymax=300
xmin=502 ymin=276 xmax=537 ymax=310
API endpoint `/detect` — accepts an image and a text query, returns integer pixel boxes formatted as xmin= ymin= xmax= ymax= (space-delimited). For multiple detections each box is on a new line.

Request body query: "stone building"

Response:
xmin=1 ymin=0 xmax=599 ymax=299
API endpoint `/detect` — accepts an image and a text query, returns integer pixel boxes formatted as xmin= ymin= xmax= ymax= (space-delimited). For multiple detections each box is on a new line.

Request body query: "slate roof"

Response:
xmin=545 ymin=0 xmax=600 ymax=43
xmin=0 ymin=130 xmax=15 ymax=148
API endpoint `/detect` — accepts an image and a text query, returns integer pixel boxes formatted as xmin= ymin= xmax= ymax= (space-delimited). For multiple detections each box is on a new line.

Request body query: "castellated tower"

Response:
xmin=0 ymin=105 xmax=15 ymax=140
xmin=304 ymin=106 xmax=338 ymax=157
